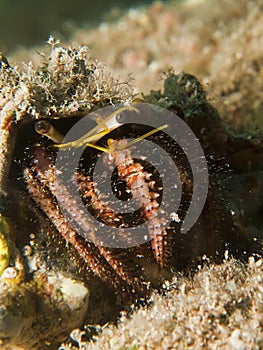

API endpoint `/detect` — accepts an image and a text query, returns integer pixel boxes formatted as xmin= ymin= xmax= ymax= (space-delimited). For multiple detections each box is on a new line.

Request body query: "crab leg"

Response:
xmin=24 ymin=145 xmax=149 ymax=296
xmin=107 ymin=139 xmax=169 ymax=268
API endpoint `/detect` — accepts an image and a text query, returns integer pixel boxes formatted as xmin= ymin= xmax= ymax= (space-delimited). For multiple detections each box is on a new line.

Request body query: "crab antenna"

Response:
xmin=116 ymin=124 xmax=168 ymax=151
xmin=34 ymin=109 xmax=168 ymax=155
xmin=53 ymin=105 xmax=138 ymax=149
xmin=62 ymin=124 xmax=169 ymax=154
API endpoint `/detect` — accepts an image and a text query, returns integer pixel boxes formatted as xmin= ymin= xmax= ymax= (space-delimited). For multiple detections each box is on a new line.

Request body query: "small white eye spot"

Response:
xmin=116 ymin=113 xmax=127 ymax=124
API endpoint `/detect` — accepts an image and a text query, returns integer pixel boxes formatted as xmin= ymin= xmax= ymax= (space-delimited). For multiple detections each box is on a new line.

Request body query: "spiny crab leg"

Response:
xmin=105 ymin=139 xmax=170 ymax=268
xmin=24 ymin=146 xmax=148 ymax=295
xmin=59 ymin=119 xmax=170 ymax=267
xmin=30 ymin=105 xmax=171 ymax=295
xmin=24 ymin=168 xmax=124 ymax=291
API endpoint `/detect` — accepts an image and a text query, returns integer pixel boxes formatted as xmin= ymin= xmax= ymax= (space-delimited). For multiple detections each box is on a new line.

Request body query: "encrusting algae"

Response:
xmin=0 ymin=219 xmax=10 ymax=276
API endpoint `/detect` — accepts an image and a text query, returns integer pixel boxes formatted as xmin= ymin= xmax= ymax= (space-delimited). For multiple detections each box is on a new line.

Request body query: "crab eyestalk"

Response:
xmin=34 ymin=120 xmax=64 ymax=143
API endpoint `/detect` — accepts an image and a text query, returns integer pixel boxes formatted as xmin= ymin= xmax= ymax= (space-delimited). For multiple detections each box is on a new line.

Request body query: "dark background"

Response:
xmin=0 ymin=0 xmax=168 ymax=52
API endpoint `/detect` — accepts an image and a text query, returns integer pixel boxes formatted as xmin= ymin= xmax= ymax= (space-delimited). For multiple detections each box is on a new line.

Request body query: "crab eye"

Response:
xmin=116 ymin=113 xmax=127 ymax=124
xmin=34 ymin=120 xmax=63 ymax=143
xmin=34 ymin=120 xmax=52 ymax=135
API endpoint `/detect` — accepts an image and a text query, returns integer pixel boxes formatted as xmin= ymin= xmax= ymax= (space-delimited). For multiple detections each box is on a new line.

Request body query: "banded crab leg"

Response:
xmin=24 ymin=145 xmax=149 ymax=296
xmin=106 ymin=138 xmax=169 ymax=269
xmin=33 ymin=106 xmax=169 ymax=273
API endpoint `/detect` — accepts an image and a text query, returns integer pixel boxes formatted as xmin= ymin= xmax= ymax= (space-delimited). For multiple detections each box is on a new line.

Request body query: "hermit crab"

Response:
xmin=1 ymin=44 xmax=263 ymax=349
